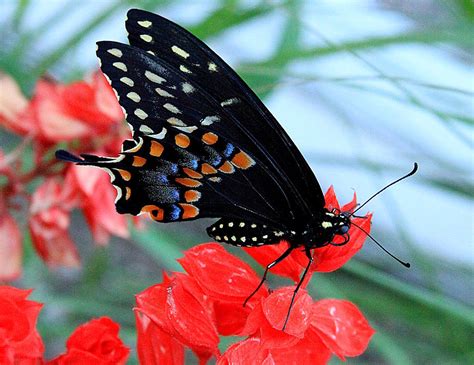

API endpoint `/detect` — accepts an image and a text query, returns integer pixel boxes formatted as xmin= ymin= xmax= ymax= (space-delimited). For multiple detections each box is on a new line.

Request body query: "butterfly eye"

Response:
xmin=337 ymin=224 xmax=350 ymax=235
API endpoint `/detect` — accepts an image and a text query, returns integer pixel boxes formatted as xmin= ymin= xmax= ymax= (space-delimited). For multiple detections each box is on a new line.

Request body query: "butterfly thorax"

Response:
xmin=299 ymin=209 xmax=351 ymax=248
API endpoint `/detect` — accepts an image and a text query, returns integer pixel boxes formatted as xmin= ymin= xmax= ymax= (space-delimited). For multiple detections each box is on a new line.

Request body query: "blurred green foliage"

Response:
xmin=1 ymin=0 xmax=473 ymax=364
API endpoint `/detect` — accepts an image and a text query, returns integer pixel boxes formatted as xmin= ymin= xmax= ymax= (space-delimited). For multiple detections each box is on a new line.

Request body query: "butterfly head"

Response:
xmin=299 ymin=209 xmax=352 ymax=248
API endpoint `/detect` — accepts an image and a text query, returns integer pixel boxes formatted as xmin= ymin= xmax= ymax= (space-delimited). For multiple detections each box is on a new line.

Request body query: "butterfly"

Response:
xmin=56 ymin=8 xmax=415 ymax=329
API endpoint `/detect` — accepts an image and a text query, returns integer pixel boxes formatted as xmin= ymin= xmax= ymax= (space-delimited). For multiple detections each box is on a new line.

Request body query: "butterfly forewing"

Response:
xmin=124 ymin=9 xmax=325 ymax=217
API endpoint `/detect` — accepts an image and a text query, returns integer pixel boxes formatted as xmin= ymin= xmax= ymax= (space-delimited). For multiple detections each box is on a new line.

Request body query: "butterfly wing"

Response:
xmin=61 ymin=9 xmax=326 ymax=234
xmin=125 ymin=9 xmax=325 ymax=215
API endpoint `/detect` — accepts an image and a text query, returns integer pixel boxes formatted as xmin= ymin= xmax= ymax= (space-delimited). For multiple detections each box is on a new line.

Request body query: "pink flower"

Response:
xmin=29 ymin=178 xmax=80 ymax=267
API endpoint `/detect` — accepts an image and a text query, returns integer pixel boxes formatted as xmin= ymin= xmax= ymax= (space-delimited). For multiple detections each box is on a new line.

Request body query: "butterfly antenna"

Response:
xmin=352 ymin=163 xmax=418 ymax=216
xmin=351 ymin=221 xmax=410 ymax=268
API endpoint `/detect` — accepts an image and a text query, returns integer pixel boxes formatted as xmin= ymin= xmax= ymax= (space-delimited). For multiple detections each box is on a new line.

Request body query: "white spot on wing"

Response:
xmin=167 ymin=117 xmax=185 ymax=126
xmin=179 ymin=65 xmax=192 ymax=73
xmin=200 ymin=115 xmax=220 ymax=126
xmin=174 ymin=126 xmax=197 ymax=133
xmin=120 ymin=77 xmax=134 ymax=86
xmin=107 ymin=48 xmax=122 ymax=57
xmin=145 ymin=71 xmax=165 ymax=84
xmin=155 ymin=88 xmax=174 ymax=98
xmin=221 ymin=98 xmax=239 ymax=107
xmin=163 ymin=103 xmax=181 ymax=114
xmin=139 ymin=125 xmax=154 ymax=134
xmin=134 ymin=109 xmax=148 ymax=120
xmin=208 ymin=62 xmax=218 ymax=72
xmin=113 ymin=62 xmax=127 ymax=72
xmin=171 ymin=45 xmax=190 ymax=59
xmin=149 ymin=128 xmax=167 ymax=139
xmin=127 ymin=92 xmax=141 ymax=102
xmin=140 ymin=34 xmax=153 ymax=42
xmin=181 ymin=82 xmax=195 ymax=94
xmin=137 ymin=20 xmax=152 ymax=28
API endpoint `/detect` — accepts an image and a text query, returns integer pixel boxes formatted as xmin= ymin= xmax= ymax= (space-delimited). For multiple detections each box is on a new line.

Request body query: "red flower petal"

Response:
xmin=179 ymin=243 xmax=267 ymax=303
xmin=217 ymin=337 xmax=274 ymax=365
xmin=0 ymin=73 xmax=31 ymax=136
xmin=29 ymin=178 xmax=80 ymax=268
xmin=241 ymin=288 xmax=312 ymax=349
xmin=311 ymin=299 xmax=375 ymax=360
xmin=324 ymin=186 xmax=340 ymax=212
xmin=0 ymin=286 xmax=44 ymax=362
xmin=213 ymin=300 xmax=252 ymax=336
xmin=135 ymin=311 xmax=184 ymax=365
xmin=244 ymin=242 xmax=303 ymax=283
xmin=135 ymin=273 xmax=220 ymax=361
xmin=48 ymin=317 xmax=130 ymax=365
xmin=0 ymin=213 xmax=22 ymax=281
xmin=269 ymin=328 xmax=331 ymax=365
xmin=262 ymin=287 xmax=312 ymax=339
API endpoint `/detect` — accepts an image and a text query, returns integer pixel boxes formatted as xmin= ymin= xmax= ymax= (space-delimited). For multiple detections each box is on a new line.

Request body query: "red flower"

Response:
xmin=136 ymin=243 xmax=375 ymax=364
xmin=311 ymin=299 xmax=376 ymax=360
xmin=238 ymin=287 xmax=374 ymax=363
xmin=47 ymin=317 xmax=130 ymax=365
xmin=135 ymin=310 xmax=184 ymax=365
xmin=0 ymin=286 xmax=44 ymax=363
xmin=0 ymin=213 xmax=22 ymax=281
xmin=135 ymin=273 xmax=220 ymax=363
xmin=29 ymin=178 xmax=80 ymax=267
xmin=22 ymin=71 xmax=123 ymax=143
xmin=65 ymin=165 xmax=129 ymax=245
xmin=178 ymin=243 xmax=268 ymax=335
xmin=0 ymin=73 xmax=31 ymax=136
xmin=244 ymin=186 xmax=372 ymax=283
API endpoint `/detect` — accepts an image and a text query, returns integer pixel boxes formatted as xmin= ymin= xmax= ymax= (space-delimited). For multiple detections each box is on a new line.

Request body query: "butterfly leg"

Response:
xmin=282 ymin=246 xmax=313 ymax=331
xmin=243 ymin=245 xmax=295 ymax=307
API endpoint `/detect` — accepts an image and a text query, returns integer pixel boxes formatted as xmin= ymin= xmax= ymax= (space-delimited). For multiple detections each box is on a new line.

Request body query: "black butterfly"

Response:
xmin=57 ymin=9 xmax=415 ymax=329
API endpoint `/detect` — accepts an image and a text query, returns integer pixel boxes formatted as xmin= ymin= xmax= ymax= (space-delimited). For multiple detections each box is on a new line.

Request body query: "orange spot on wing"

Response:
xmin=175 ymin=133 xmax=190 ymax=148
xmin=125 ymin=187 xmax=132 ymax=200
xmin=150 ymin=140 xmax=164 ymax=157
xmin=141 ymin=204 xmax=164 ymax=221
xmin=184 ymin=190 xmax=201 ymax=202
xmin=231 ymin=151 xmax=255 ymax=169
xmin=201 ymin=163 xmax=217 ymax=175
xmin=116 ymin=169 xmax=131 ymax=181
xmin=179 ymin=203 xmax=199 ymax=219
xmin=132 ymin=156 xmax=147 ymax=167
xmin=183 ymin=168 xmax=203 ymax=179
xmin=218 ymin=161 xmax=235 ymax=174
xmin=202 ymin=132 xmax=218 ymax=145
xmin=175 ymin=177 xmax=202 ymax=187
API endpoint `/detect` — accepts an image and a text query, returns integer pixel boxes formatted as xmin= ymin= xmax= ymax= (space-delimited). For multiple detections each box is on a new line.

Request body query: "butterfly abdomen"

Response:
xmin=207 ymin=218 xmax=288 ymax=247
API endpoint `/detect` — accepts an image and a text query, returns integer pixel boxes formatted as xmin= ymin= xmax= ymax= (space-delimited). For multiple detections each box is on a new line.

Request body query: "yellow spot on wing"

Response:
xmin=218 ymin=161 xmax=235 ymax=174
xmin=202 ymin=132 xmax=218 ymax=145
xmin=141 ymin=205 xmax=164 ymax=221
xmin=116 ymin=169 xmax=131 ymax=181
xmin=184 ymin=190 xmax=201 ymax=202
xmin=179 ymin=203 xmax=199 ymax=219
xmin=125 ymin=187 xmax=132 ymax=200
xmin=150 ymin=140 xmax=164 ymax=157
xmin=175 ymin=178 xmax=202 ymax=188
xmin=132 ymin=156 xmax=147 ymax=167
xmin=175 ymin=133 xmax=190 ymax=148
xmin=201 ymin=163 xmax=217 ymax=175
xmin=231 ymin=151 xmax=255 ymax=169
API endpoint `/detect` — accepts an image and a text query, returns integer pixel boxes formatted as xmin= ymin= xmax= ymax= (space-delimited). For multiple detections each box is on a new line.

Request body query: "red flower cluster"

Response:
xmin=0 ymin=286 xmax=129 ymax=364
xmin=135 ymin=190 xmax=374 ymax=364
xmin=0 ymin=71 xmax=134 ymax=278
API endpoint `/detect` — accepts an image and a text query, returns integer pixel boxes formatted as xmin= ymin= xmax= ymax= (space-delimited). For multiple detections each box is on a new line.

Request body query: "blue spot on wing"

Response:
xmin=223 ymin=143 xmax=234 ymax=157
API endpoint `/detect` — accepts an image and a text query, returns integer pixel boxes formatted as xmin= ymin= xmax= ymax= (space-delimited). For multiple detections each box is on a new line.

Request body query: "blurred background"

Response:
xmin=1 ymin=0 xmax=472 ymax=364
